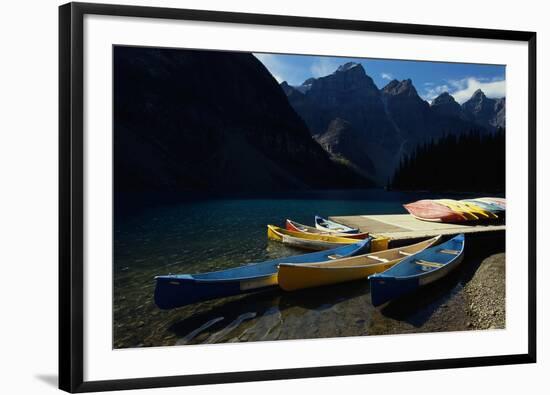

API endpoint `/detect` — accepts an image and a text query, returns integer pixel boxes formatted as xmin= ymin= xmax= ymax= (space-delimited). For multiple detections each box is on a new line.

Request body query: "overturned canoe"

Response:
xmin=458 ymin=201 xmax=499 ymax=219
xmin=278 ymin=236 xmax=441 ymax=291
xmin=269 ymin=224 xmax=388 ymax=252
xmin=286 ymin=219 xmax=369 ymax=240
xmin=477 ymin=197 xmax=506 ymax=209
xmin=439 ymin=199 xmax=498 ymax=219
xmin=315 ymin=215 xmax=359 ymax=234
xmin=369 ymin=234 xmax=465 ymax=307
xmin=403 ymin=200 xmax=467 ymax=223
xmin=434 ymin=200 xmax=479 ymax=220
xmin=154 ymin=238 xmax=372 ymax=309
xmin=462 ymin=199 xmax=505 ymax=215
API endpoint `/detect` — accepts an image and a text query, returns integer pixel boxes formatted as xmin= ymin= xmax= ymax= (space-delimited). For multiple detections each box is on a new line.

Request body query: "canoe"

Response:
xmin=315 ymin=215 xmax=359 ymax=234
xmin=403 ymin=200 xmax=467 ymax=223
xmin=462 ymin=199 xmax=505 ymax=215
xmin=434 ymin=199 xmax=479 ymax=221
xmin=154 ymin=238 xmax=372 ymax=309
xmin=268 ymin=225 xmax=388 ymax=252
xmin=477 ymin=197 xmax=506 ymax=209
xmin=278 ymin=236 xmax=441 ymax=291
xmin=286 ymin=219 xmax=369 ymax=240
xmin=448 ymin=200 xmax=498 ymax=219
xmin=369 ymin=234 xmax=465 ymax=306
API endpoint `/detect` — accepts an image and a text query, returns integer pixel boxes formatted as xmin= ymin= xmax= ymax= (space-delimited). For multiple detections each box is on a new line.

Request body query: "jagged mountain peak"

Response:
xmin=470 ymin=89 xmax=486 ymax=100
xmin=430 ymin=91 xmax=463 ymax=119
xmin=335 ymin=62 xmax=363 ymax=73
xmin=431 ymin=91 xmax=457 ymax=105
xmin=461 ymin=88 xmax=505 ymax=130
xmin=280 ymin=81 xmax=296 ymax=96
xmin=383 ymin=79 xmax=400 ymax=91
xmin=280 ymin=81 xmax=306 ymax=99
xmin=382 ymin=78 xmax=419 ymax=98
xmin=306 ymin=61 xmax=378 ymax=98
xmin=296 ymin=77 xmax=316 ymax=93
xmin=463 ymin=89 xmax=491 ymax=108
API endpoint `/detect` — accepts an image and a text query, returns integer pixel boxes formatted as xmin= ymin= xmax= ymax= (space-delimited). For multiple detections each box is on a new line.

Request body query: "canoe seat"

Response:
xmin=369 ymin=255 xmax=389 ymax=263
xmin=328 ymin=254 xmax=343 ymax=260
xmin=415 ymin=259 xmax=444 ymax=268
xmin=398 ymin=251 xmax=412 ymax=256
xmin=439 ymin=249 xmax=460 ymax=255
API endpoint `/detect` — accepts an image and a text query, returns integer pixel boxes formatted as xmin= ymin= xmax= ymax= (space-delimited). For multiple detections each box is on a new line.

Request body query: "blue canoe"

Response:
xmin=315 ymin=215 xmax=360 ymax=234
xmin=155 ymin=238 xmax=372 ymax=309
xmin=369 ymin=234 xmax=465 ymax=307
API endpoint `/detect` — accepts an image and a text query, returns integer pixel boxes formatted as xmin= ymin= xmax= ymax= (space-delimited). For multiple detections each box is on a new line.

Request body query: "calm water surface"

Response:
xmin=113 ymin=189 xmax=499 ymax=348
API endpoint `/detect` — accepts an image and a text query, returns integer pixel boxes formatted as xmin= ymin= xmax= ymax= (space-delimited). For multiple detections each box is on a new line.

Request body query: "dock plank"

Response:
xmin=330 ymin=214 xmax=505 ymax=241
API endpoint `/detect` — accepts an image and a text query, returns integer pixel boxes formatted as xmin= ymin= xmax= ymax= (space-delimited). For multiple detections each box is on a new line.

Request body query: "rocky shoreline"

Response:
xmin=464 ymin=252 xmax=505 ymax=330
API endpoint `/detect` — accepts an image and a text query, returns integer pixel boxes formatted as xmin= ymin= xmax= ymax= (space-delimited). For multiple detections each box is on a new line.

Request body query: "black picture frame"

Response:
xmin=59 ymin=2 xmax=537 ymax=392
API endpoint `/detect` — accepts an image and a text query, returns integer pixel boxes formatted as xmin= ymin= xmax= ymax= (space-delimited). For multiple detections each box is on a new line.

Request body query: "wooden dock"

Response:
xmin=330 ymin=214 xmax=505 ymax=245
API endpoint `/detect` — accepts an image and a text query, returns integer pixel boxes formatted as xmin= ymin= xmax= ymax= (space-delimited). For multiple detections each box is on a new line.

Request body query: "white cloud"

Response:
xmin=422 ymin=77 xmax=505 ymax=104
xmin=310 ymin=58 xmax=340 ymax=78
xmin=450 ymin=77 xmax=506 ymax=103
xmin=422 ymin=84 xmax=451 ymax=102
xmin=381 ymin=72 xmax=393 ymax=80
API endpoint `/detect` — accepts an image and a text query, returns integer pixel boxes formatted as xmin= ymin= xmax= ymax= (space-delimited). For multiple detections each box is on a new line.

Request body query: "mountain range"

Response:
xmin=114 ymin=47 xmax=371 ymax=193
xmin=114 ymin=49 xmax=505 ymax=194
xmin=281 ymin=62 xmax=505 ymax=183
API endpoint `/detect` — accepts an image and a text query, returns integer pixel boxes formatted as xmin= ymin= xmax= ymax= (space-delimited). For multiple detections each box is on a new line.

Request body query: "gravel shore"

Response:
xmin=464 ymin=252 xmax=505 ymax=329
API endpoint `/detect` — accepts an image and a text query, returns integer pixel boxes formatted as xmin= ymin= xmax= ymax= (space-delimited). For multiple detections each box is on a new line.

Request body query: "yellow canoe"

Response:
xmin=278 ymin=236 xmax=441 ymax=291
xmin=459 ymin=201 xmax=498 ymax=219
xmin=435 ymin=199 xmax=479 ymax=220
xmin=267 ymin=225 xmax=388 ymax=252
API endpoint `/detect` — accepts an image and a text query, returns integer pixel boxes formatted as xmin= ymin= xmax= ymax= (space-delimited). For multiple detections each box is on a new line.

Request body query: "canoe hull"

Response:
xmin=278 ymin=236 xmax=439 ymax=291
xmin=281 ymin=234 xmax=350 ymax=251
xmin=404 ymin=200 xmax=467 ymax=223
xmin=370 ymin=253 xmax=464 ymax=306
xmin=154 ymin=238 xmax=371 ymax=309
xmin=279 ymin=261 xmax=397 ymax=291
xmin=369 ymin=234 xmax=465 ymax=306
xmin=315 ymin=215 xmax=359 ymax=234
xmin=270 ymin=224 xmax=388 ymax=252
xmin=434 ymin=200 xmax=479 ymax=221
xmin=286 ymin=219 xmax=369 ymax=239
xmin=369 ymin=276 xmax=420 ymax=307
xmin=462 ymin=199 xmax=505 ymax=215
xmin=154 ymin=274 xmax=278 ymax=310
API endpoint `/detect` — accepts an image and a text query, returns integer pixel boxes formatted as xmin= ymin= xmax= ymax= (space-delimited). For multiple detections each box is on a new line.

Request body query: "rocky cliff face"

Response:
xmin=315 ymin=118 xmax=376 ymax=177
xmin=462 ymin=89 xmax=506 ymax=131
xmin=114 ymin=47 xmax=371 ymax=193
xmin=430 ymin=92 xmax=464 ymax=119
xmin=282 ymin=65 xmax=505 ymax=184
xmin=282 ymin=63 xmax=400 ymax=181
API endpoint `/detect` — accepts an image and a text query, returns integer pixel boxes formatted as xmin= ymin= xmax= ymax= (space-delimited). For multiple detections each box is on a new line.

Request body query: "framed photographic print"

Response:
xmin=59 ymin=2 xmax=537 ymax=392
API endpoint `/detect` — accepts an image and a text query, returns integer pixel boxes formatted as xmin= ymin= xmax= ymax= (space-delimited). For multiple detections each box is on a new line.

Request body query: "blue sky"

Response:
xmin=254 ymin=53 xmax=505 ymax=104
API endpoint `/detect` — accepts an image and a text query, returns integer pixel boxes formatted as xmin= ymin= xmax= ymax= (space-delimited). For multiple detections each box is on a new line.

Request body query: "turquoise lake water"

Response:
xmin=113 ymin=189 xmax=501 ymax=348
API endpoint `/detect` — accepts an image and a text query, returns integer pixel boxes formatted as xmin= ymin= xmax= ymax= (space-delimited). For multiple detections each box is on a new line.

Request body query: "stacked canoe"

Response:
xmin=404 ymin=197 xmax=505 ymax=223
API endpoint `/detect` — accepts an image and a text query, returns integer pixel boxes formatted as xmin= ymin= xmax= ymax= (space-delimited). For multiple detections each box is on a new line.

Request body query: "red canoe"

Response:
xmin=403 ymin=200 xmax=468 ymax=223
xmin=285 ymin=219 xmax=369 ymax=239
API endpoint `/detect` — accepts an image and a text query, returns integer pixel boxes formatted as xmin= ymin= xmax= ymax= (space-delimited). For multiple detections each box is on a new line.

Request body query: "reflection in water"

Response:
xmin=113 ymin=190 xmax=504 ymax=348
